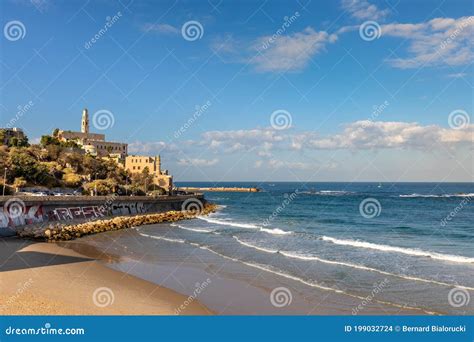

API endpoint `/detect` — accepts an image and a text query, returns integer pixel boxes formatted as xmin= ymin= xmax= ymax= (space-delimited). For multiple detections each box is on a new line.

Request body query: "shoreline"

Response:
xmin=64 ymin=225 xmax=433 ymax=315
xmin=0 ymin=237 xmax=213 ymax=315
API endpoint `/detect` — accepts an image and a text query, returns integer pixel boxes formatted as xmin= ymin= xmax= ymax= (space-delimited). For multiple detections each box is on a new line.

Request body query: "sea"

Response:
xmin=80 ymin=182 xmax=474 ymax=315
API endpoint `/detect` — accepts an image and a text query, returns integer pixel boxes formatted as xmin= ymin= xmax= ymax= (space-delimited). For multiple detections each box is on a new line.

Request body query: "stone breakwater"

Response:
xmin=17 ymin=203 xmax=218 ymax=242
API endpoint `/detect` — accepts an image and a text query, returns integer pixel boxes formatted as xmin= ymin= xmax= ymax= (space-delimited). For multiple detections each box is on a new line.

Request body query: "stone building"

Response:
xmin=57 ymin=109 xmax=128 ymax=158
xmin=125 ymin=155 xmax=173 ymax=192
xmin=0 ymin=127 xmax=27 ymax=146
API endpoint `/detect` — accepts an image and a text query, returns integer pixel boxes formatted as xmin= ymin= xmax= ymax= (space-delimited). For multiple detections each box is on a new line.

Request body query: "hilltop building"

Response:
xmin=125 ymin=155 xmax=173 ymax=192
xmin=57 ymin=109 xmax=128 ymax=159
xmin=55 ymin=108 xmax=173 ymax=193
xmin=0 ymin=127 xmax=27 ymax=146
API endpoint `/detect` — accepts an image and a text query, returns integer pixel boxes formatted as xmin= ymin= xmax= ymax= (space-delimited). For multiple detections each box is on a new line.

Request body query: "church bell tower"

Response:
xmin=81 ymin=108 xmax=89 ymax=134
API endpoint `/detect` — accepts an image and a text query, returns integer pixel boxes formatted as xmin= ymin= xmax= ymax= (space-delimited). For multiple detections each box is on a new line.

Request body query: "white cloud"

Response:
xmin=212 ymin=28 xmax=337 ymax=73
xmin=382 ymin=16 xmax=474 ymax=68
xmin=252 ymin=27 xmax=338 ymax=72
xmin=267 ymin=159 xmax=313 ymax=170
xmin=142 ymin=23 xmax=179 ymax=34
xmin=304 ymin=121 xmax=473 ymax=150
xmin=341 ymin=0 xmax=390 ymax=21
xmin=178 ymin=158 xmax=219 ymax=167
xmin=199 ymin=121 xmax=473 ymax=153
xmin=128 ymin=141 xmax=170 ymax=154
xmin=129 ymin=121 xmax=472 ymax=162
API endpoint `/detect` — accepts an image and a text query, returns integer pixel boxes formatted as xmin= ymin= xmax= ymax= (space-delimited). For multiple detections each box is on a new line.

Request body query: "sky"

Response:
xmin=0 ymin=0 xmax=473 ymax=182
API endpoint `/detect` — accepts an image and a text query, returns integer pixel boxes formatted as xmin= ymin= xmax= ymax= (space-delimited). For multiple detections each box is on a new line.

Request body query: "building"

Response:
xmin=57 ymin=109 xmax=128 ymax=158
xmin=125 ymin=155 xmax=173 ymax=192
xmin=0 ymin=127 xmax=27 ymax=146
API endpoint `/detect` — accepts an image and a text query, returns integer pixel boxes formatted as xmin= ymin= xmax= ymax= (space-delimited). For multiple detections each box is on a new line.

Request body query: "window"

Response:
xmin=133 ymin=166 xmax=136 ymax=170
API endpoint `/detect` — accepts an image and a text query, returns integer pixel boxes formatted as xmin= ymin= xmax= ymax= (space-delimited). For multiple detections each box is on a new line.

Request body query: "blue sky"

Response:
xmin=0 ymin=0 xmax=472 ymax=182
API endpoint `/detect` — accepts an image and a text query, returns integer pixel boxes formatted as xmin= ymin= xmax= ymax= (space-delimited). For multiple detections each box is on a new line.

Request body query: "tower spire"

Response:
xmin=81 ymin=108 xmax=89 ymax=134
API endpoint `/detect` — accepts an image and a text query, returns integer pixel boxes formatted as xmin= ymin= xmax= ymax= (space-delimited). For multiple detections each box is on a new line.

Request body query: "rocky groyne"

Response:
xmin=16 ymin=203 xmax=218 ymax=242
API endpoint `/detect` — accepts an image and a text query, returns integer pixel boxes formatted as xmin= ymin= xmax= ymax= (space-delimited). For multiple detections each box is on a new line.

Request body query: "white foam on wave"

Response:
xmin=138 ymin=232 xmax=185 ymax=244
xmin=301 ymin=190 xmax=354 ymax=196
xmin=399 ymin=193 xmax=474 ymax=198
xmin=198 ymin=216 xmax=259 ymax=229
xmin=198 ymin=216 xmax=291 ymax=235
xmin=321 ymin=236 xmax=474 ymax=264
xmin=260 ymin=228 xmax=292 ymax=235
xmin=233 ymin=236 xmax=277 ymax=253
xmin=233 ymin=237 xmax=474 ymax=290
xmin=174 ymin=224 xmax=213 ymax=233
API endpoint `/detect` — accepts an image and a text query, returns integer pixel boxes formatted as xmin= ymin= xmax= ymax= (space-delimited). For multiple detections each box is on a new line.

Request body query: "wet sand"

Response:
xmin=0 ymin=237 xmax=212 ymax=315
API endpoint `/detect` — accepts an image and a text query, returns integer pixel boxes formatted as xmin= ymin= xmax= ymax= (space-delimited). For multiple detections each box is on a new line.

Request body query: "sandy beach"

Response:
xmin=0 ymin=237 xmax=212 ymax=315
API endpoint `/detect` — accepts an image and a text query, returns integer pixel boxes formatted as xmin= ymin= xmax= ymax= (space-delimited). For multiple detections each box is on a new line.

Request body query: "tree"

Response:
xmin=83 ymin=179 xmax=117 ymax=196
xmin=62 ymin=170 xmax=82 ymax=187
xmin=40 ymin=135 xmax=60 ymax=147
xmin=13 ymin=177 xmax=27 ymax=191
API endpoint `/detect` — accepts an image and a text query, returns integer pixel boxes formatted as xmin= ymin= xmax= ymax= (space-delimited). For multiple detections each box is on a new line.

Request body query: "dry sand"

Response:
xmin=0 ymin=237 xmax=212 ymax=315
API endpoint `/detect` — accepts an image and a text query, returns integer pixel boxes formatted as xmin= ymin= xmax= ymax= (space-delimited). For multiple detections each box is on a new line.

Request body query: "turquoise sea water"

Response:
xmin=129 ymin=182 xmax=473 ymax=314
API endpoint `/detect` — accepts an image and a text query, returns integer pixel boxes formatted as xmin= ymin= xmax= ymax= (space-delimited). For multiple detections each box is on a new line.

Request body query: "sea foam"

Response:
xmin=320 ymin=236 xmax=474 ymax=264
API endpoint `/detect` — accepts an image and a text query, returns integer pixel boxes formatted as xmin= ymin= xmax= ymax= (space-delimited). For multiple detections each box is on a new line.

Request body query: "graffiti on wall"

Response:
xmin=0 ymin=205 xmax=44 ymax=228
xmin=0 ymin=202 xmax=148 ymax=229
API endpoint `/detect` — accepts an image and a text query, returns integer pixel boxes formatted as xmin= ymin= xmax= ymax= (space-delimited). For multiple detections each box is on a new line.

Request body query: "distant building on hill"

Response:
xmin=125 ymin=155 xmax=173 ymax=192
xmin=0 ymin=127 xmax=27 ymax=146
xmin=57 ymin=109 xmax=128 ymax=158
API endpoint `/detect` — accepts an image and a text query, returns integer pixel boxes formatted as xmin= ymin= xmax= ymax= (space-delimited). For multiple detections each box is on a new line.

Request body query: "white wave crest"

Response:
xmin=198 ymin=216 xmax=259 ymax=229
xmin=174 ymin=224 xmax=213 ymax=233
xmin=260 ymin=228 xmax=292 ymax=235
xmin=233 ymin=238 xmax=474 ymax=290
xmin=399 ymin=193 xmax=474 ymax=198
xmin=138 ymin=232 xmax=185 ymax=243
xmin=198 ymin=216 xmax=291 ymax=235
xmin=321 ymin=236 xmax=474 ymax=264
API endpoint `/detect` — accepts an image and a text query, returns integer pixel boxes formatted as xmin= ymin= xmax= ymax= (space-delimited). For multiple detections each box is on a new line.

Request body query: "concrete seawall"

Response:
xmin=0 ymin=194 xmax=205 ymax=236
